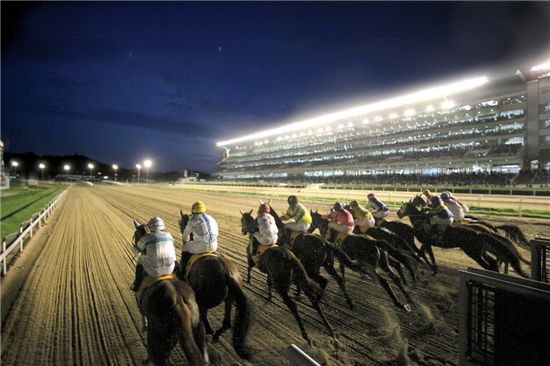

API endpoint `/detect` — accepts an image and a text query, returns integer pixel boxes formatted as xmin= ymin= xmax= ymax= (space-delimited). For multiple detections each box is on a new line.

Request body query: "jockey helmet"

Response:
xmin=430 ymin=196 xmax=442 ymax=207
xmin=333 ymin=202 xmax=343 ymax=211
xmin=287 ymin=195 xmax=298 ymax=206
xmin=422 ymin=189 xmax=432 ymax=197
xmin=367 ymin=193 xmax=375 ymax=200
xmin=259 ymin=203 xmax=270 ymax=214
xmin=350 ymin=200 xmax=359 ymax=208
xmin=191 ymin=201 xmax=206 ymax=213
xmin=147 ymin=217 xmax=165 ymax=232
xmin=440 ymin=191 xmax=452 ymax=201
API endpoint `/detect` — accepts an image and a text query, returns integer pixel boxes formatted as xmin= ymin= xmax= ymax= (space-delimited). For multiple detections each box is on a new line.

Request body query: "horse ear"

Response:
xmin=268 ymin=199 xmax=272 ymax=204
xmin=180 ymin=209 xmax=184 ymax=218
xmin=133 ymin=218 xmax=140 ymax=228
xmin=259 ymin=200 xmax=264 ymax=205
xmin=249 ymin=209 xmax=253 ymax=215
xmin=240 ymin=209 xmax=244 ymax=216
xmin=315 ymin=209 xmax=318 ymax=214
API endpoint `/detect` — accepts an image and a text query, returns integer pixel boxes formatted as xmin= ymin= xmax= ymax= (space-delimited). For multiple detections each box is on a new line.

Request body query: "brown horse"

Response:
xmin=240 ymin=211 xmax=336 ymax=345
xmin=178 ymin=212 xmax=252 ymax=359
xmin=307 ymin=212 xmax=413 ymax=312
xmin=396 ymin=196 xmax=530 ymax=278
xmin=263 ymin=203 xmax=367 ymax=309
xmin=132 ymin=220 xmax=208 ymax=366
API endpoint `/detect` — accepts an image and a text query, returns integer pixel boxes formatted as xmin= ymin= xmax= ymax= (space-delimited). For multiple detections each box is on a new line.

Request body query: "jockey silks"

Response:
xmin=137 ymin=231 xmax=177 ymax=277
xmin=182 ymin=212 xmax=219 ymax=254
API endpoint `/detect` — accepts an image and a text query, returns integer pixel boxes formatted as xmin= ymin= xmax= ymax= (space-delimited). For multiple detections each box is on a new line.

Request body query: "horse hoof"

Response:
xmin=307 ymin=339 xmax=317 ymax=348
xmin=403 ymin=304 xmax=412 ymax=313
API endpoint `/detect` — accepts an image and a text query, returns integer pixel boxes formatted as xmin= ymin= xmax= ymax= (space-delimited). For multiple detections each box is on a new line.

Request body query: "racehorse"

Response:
xmin=240 ymin=210 xmax=336 ymax=345
xmin=396 ymin=196 xmax=530 ymax=278
xmin=179 ymin=212 xmax=252 ymax=359
xmin=264 ymin=203 xmax=368 ymax=309
xmin=307 ymin=211 xmax=413 ymax=312
xmin=132 ymin=219 xmax=208 ymax=366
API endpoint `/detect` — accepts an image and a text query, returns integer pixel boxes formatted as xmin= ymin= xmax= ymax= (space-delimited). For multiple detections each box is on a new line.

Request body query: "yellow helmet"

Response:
xmin=350 ymin=200 xmax=359 ymax=208
xmin=191 ymin=201 xmax=206 ymax=213
xmin=422 ymin=189 xmax=432 ymax=197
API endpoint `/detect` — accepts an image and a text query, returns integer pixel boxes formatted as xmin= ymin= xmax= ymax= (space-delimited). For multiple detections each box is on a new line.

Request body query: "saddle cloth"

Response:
xmin=186 ymin=252 xmax=217 ymax=278
xmin=136 ymin=273 xmax=177 ymax=314
xmin=253 ymin=243 xmax=278 ymax=266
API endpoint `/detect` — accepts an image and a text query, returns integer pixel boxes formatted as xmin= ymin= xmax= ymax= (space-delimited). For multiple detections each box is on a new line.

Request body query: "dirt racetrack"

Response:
xmin=2 ymin=185 xmax=549 ymax=366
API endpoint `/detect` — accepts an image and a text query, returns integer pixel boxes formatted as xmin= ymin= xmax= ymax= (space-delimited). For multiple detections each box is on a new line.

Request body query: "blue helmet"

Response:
xmin=430 ymin=196 xmax=442 ymax=207
xmin=333 ymin=202 xmax=344 ymax=211
xmin=288 ymin=195 xmax=298 ymax=206
xmin=440 ymin=191 xmax=452 ymax=201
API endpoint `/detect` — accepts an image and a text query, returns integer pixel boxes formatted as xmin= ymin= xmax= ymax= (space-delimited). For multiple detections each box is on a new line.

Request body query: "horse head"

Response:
xmin=397 ymin=196 xmax=425 ymax=219
xmin=132 ymin=218 xmax=149 ymax=245
xmin=308 ymin=210 xmax=327 ymax=235
xmin=179 ymin=210 xmax=190 ymax=233
xmin=240 ymin=209 xmax=255 ymax=235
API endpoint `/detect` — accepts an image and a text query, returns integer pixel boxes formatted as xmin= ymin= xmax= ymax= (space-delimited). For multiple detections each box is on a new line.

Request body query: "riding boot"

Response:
xmin=180 ymin=251 xmax=193 ymax=279
xmin=280 ymin=228 xmax=290 ymax=247
xmin=173 ymin=260 xmax=184 ymax=280
xmin=131 ymin=263 xmax=145 ymax=292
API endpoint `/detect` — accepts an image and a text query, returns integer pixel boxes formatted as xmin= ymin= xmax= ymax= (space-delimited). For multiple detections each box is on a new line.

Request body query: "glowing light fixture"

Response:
xmin=426 ymin=105 xmax=434 ymax=112
xmin=216 ymin=76 xmax=488 ymax=146
xmin=389 ymin=113 xmax=398 ymax=119
xmin=404 ymin=108 xmax=416 ymax=116
xmin=442 ymin=100 xmax=455 ymax=109
xmin=374 ymin=116 xmax=383 ymax=122
xmin=531 ymin=59 xmax=550 ymax=72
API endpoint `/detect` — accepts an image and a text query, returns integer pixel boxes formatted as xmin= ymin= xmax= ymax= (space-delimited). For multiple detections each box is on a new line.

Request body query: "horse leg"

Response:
xmin=308 ymin=296 xmax=336 ymax=338
xmin=371 ymin=268 xmax=411 ymax=313
xmin=420 ymin=242 xmax=439 ymax=274
xmin=380 ymin=255 xmax=414 ymax=305
xmin=246 ymin=253 xmax=254 ymax=284
xmin=178 ymin=305 xmax=207 ymax=366
xmin=266 ymin=274 xmax=272 ymax=301
xmin=325 ymin=263 xmax=354 ymax=309
xmin=388 ymin=257 xmax=408 ymax=286
xmin=278 ymin=288 xmax=311 ymax=345
xmin=200 ymin=307 xmax=214 ymax=335
xmin=213 ymin=296 xmax=233 ymax=343
xmin=340 ymin=263 xmax=347 ymax=283
xmin=192 ymin=317 xmax=209 ymax=365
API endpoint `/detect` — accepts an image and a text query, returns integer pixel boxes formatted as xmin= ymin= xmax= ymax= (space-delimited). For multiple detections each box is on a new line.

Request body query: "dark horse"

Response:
xmin=308 ymin=212 xmax=413 ymax=312
xmin=179 ymin=211 xmax=252 ymax=359
xmin=264 ymin=203 xmax=367 ymax=309
xmin=132 ymin=219 xmax=208 ymax=366
xmin=240 ymin=211 xmax=336 ymax=345
xmin=396 ymin=196 xmax=530 ymax=278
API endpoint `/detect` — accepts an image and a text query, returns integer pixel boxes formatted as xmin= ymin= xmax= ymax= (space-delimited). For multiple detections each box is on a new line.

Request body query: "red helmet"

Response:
xmin=259 ymin=203 xmax=271 ymax=214
xmin=367 ymin=193 xmax=375 ymax=200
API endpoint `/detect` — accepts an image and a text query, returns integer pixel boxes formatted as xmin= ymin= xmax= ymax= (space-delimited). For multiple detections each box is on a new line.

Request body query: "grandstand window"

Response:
xmin=481 ymin=99 xmax=499 ymax=107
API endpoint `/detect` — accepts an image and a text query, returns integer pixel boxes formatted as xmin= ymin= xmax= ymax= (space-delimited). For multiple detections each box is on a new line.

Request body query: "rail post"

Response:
xmin=2 ymin=241 xmax=6 ymax=275
xmin=518 ymin=198 xmax=523 ymax=218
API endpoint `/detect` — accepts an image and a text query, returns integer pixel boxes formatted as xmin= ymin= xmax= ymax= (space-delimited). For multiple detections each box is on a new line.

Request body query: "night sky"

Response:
xmin=2 ymin=2 xmax=549 ymax=173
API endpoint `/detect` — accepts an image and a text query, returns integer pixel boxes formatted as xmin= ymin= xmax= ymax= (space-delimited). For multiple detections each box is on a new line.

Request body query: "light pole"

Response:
xmin=11 ymin=161 xmax=19 ymax=178
xmin=143 ymin=160 xmax=152 ymax=183
xmin=136 ymin=164 xmax=142 ymax=183
xmin=112 ymin=164 xmax=118 ymax=181
xmin=64 ymin=164 xmax=70 ymax=177
xmin=88 ymin=163 xmax=94 ymax=181
xmin=39 ymin=163 xmax=46 ymax=181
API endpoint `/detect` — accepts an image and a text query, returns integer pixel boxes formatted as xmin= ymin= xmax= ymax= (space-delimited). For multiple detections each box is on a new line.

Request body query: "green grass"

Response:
xmin=176 ymin=187 xmax=550 ymax=219
xmin=1 ymin=184 xmax=65 ymax=240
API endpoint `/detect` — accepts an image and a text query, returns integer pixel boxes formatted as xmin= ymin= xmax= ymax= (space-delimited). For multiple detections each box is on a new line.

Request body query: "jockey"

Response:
xmin=423 ymin=196 xmax=454 ymax=239
xmin=349 ymin=200 xmax=375 ymax=233
xmin=421 ymin=189 xmax=433 ymax=205
xmin=366 ymin=193 xmax=389 ymax=222
xmin=440 ymin=191 xmax=469 ymax=222
xmin=323 ymin=202 xmax=354 ymax=241
xmin=131 ymin=217 xmax=177 ymax=292
xmin=280 ymin=195 xmax=312 ymax=245
xmin=251 ymin=203 xmax=279 ymax=256
xmin=180 ymin=201 xmax=219 ymax=274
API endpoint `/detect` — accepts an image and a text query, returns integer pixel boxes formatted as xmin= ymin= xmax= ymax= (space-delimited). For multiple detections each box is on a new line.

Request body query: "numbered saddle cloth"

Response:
xmin=136 ymin=273 xmax=177 ymax=314
xmin=185 ymin=252 xmax=217 ymax=279
xmin=253 ymin=243 xmax=278 ymax=266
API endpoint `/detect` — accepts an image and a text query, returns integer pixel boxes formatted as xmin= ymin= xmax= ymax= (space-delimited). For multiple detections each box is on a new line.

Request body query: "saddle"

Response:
xmin=327 ymin=231 xmax=350 ymax=247
xmin=136 ymin=273 xmax=177 ymax=314
xmin=252 ymin=243 xmax=278 ymax=266
xmin=289 ymin=231 xmax=302 ymax=246
xmin=185 ymin=252 xmax=217 ymax=279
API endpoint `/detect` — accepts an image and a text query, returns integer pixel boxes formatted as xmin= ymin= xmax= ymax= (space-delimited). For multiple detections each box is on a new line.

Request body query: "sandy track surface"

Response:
xmin=2 ymin=185 xmax=548 ymax=366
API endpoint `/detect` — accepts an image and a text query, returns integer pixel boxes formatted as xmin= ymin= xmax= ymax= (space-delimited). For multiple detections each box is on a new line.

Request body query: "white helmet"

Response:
xmin=147 ymin=217 xmax=165 ymax=232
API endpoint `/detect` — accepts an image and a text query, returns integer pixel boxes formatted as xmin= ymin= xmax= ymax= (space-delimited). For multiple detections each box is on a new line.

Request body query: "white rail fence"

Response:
xmin=0 ymin=188 xmax=68 ymax=275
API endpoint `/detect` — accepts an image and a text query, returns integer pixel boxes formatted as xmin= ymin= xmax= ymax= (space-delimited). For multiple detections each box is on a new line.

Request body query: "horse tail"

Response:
xmin=481 ymin=232 xmax=530 ymax=278
xmin=285 ymin=248 xmax=323 ymax=302
xmin=323 ymin=239 xmax=365 ymax=273
xmin=226 ymin=271 xmax=252 ymax=359
xmin=496 ymin=225 xmax=531 ymax=249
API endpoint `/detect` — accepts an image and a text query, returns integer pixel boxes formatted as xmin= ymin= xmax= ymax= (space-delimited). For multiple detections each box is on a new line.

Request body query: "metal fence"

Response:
xmin=531 ymin=237 xmax=550 ymax=283
xmin=0 ymin=188 xmax=68 ymax=275
xmin=459 ymin=267 xmax=550 ymax=366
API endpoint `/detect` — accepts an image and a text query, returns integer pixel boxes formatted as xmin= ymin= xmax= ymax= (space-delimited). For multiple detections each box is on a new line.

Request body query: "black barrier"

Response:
xmin=531 ymin=237 xmax=550 ymax=283
xmin=459 ymin=268 xmax=550 ymax=366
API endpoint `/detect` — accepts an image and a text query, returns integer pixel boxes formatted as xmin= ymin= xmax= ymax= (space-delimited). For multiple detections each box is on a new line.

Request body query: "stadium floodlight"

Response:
xmin=136 ymin=164 xmax=142 ymax=183
xmin=216 ymin=75 xmax=489 ymax=147
xmin=88 ymin=163 xmax=94 ymax=179
xmin=11 ymin=161 xmax=19 ymax=178
xmin=441 ymin=100 xmax=455 ymax=109
xmin=404 ymin=108 xmax=416 ymax=117
xmin=39 ymin=163 xmax=46 ymax=180
xmin=143 ymin=160 xmax=152 ymax=182
xmin=64 ymin=164 xmax=70 ymax=173
xmin=531 ymin=59 xmax=550 ymax=72
xmin=426 ymin=105 xmax=434 ymax=112
xmin=112 ymin=164 xmax=118 ymax=181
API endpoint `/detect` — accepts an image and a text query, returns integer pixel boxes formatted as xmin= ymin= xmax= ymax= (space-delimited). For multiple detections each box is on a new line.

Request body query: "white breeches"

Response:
xmin=372 ymin=210 xmax=389 ymax=219
xmin=328 ymin=221 xmax=353 ymax=234
xmin=182 ymin=239 xmax=218 ymax=254
xmin=354 ymin=217 xmax=375 ymax=232
xmin=254 ymin=231 xmax=278 ymax=245
xmin=285 ymin=222 xmax=310 ymax=233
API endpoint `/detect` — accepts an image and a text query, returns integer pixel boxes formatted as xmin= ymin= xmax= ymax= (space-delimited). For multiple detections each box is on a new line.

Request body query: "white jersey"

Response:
xmin=445 ymin=200 xmax=466 ymax=221
xmin=137 ymin=231 xmax=176 ymax=277
xmin=182 ymin=213 xmax=219 ymax=254
xmin=254 ymin=213 xmax=279 ymax=245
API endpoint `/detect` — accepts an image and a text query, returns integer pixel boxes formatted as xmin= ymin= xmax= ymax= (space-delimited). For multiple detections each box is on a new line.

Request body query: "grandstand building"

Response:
xmin=216 ymin=61 xmax=550 ymax=181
